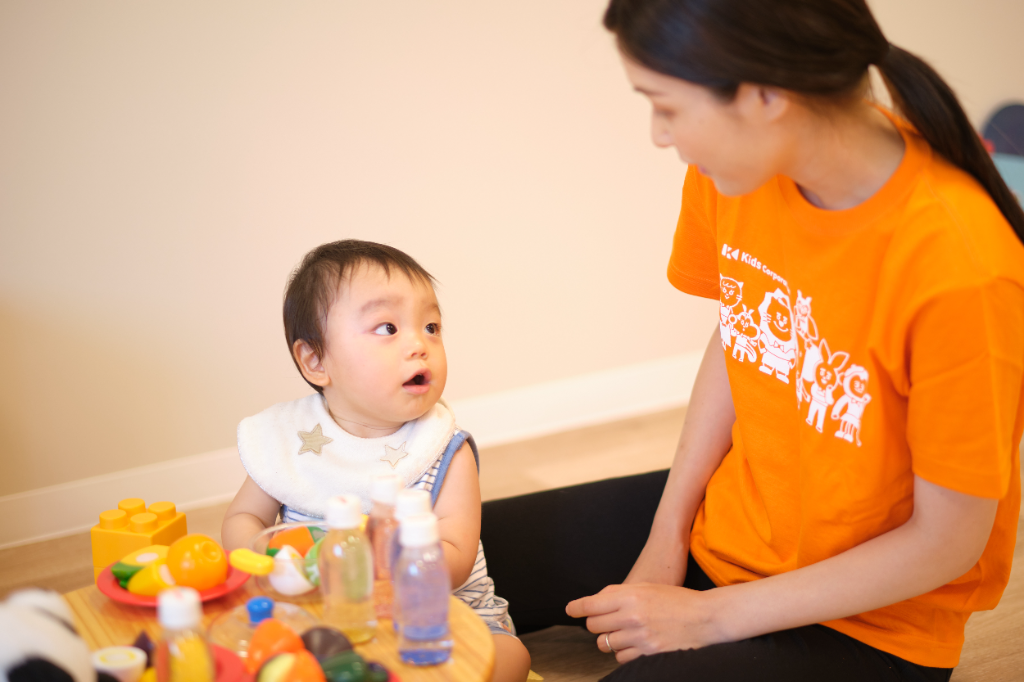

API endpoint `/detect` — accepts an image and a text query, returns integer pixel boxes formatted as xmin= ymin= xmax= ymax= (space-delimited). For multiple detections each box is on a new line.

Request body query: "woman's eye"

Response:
xmin=373 ymin=323 xmax=398 ymax=336
xmin=425 ymin=323 xmax=440 ymax=335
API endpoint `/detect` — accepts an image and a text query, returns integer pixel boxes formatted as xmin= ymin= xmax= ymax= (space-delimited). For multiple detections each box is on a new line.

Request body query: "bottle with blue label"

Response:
xmin=394 ymin=513 xmax=453 ymax=665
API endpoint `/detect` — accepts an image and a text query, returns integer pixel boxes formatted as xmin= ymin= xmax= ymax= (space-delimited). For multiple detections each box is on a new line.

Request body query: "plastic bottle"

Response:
xmin=394 ymin=513 xmax=453 ymax=665
xmin=154 ymin=587 xmax=215 ymax=682
xmin=318 ymin=494 xmax=377 ymax=643
xmin=367 ymin=475 xmax=401 ymax=619
xmin=389 ymin=488 xmax=433 ymax=631
xmin=207 ymin=596 xmax=317 ymax=665
xmin=389 ymin=488 xmax=432 ymax=572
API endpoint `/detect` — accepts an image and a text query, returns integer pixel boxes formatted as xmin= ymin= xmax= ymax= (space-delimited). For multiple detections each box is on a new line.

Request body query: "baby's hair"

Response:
xmin=283 ymin=240 xmax=437 ymax=392
xmin=604 ymin=0 xmax=1024 ymax=247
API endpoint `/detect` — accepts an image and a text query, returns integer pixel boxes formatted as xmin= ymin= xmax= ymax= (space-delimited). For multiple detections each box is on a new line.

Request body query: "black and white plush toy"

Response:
xmin=0 ymin=589 xmax=116 ymax=682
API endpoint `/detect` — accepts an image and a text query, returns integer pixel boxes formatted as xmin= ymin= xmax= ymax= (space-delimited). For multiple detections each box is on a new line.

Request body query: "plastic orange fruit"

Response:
xmin=247 ymin=618 xmax=304 ymax=674
xmin=166 ymin=533 xmax=227 ymax=590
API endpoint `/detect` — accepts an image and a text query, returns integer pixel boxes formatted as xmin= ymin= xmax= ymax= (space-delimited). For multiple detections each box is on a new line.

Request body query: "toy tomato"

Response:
xmin=166 ymin=534 xmax=227 ymax=590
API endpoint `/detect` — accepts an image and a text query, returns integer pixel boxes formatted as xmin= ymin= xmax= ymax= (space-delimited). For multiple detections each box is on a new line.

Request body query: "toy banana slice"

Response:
xmin=229 ymin=548 xmax=275 ymax=576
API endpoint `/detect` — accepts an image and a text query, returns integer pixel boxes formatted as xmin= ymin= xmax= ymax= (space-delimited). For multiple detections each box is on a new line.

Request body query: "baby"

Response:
xmin=222 ymin=240 xmax=530 ymax=681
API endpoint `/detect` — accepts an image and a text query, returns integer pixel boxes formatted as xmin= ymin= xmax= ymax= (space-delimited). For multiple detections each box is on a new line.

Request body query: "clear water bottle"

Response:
xmin=394 ymin=513 xmax=453 ymax=665
xmin=367 ymin=475 xmax=401 ymax=620
xmin=389 ymin=489 xmax=433 ymax=631
xmin=155 ymin=587 xmax=215 ymax=682
xmin=389 ymin=488 xmax=433 ymax=573
xmin=319 ymin=494 xmax=377 ymax=644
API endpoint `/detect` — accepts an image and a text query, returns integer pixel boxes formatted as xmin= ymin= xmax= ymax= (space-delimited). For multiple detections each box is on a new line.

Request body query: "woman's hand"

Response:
xmin=566 ymin=583 xmax=724 ymax=663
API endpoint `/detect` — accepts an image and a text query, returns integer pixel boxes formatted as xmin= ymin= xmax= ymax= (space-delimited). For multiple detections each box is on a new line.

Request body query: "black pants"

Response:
xmin=480 ymin=470 xmax=953 ymax=682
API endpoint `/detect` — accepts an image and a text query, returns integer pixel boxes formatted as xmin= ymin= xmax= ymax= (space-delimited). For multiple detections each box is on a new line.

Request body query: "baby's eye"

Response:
xmin=373 ymin=323 xmax=398 ymax=336
xmin=425 ymin=322 xmax=441 ymax=336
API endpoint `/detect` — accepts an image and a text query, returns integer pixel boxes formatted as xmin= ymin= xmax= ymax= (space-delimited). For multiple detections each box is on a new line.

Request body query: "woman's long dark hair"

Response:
xmin=604 ymin=0 xmax=1024 ymax=245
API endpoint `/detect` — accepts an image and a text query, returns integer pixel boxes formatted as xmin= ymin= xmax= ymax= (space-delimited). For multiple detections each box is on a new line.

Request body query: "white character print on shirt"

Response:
xmin=793 ymin=291 xmax=820 ymax=405
xmin=757 ymin=289 xmax=797 ymax=383
xmin=719 ymin=276 xmax=743 ymax=349
xmin=831 ymin=364 xmax=871 ymax=446
xmin=728 ymin=305 xmax=759 ymax=363
xmin=805 ymin=339 xmax=849 ymax=433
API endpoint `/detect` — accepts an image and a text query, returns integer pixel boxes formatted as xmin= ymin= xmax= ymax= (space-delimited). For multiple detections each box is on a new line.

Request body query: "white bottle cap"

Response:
xmin=370 ymin=474 xmax=400 ymax=505
xmin=399 ymin=513 xmax=439 ymax=548
xmin=394 ymin=488 xmax=431 ymax=521
xmin=157 ymin=587 xmax=202 ymax=630
xmin=325 ymin=494 xmax=362 ymax=529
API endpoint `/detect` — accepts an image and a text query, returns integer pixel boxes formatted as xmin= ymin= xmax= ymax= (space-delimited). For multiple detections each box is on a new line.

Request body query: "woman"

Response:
xmin=565 ymin=1 xmax=1024 ymax=680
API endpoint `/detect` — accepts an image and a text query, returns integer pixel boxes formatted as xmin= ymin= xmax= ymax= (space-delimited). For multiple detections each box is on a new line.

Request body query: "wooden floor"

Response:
xmin=2 ymin=406 xmax=1021 ymax=681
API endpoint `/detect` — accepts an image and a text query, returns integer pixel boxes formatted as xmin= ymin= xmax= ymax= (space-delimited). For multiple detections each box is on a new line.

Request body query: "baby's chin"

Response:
xmin=391 ymin=390 xmax=444 ymax=422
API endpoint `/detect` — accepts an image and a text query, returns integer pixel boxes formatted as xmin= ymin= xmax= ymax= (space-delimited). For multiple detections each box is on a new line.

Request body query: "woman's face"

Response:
xmin=620 ymin=54 xmax=792 ymax=197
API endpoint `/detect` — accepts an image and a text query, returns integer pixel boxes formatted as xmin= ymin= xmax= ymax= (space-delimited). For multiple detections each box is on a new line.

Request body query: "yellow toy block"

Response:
xmin=91 ymin=498 xmax=188 ymax=579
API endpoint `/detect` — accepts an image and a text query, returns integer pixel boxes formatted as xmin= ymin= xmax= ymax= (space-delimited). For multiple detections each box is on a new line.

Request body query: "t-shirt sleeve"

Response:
xmin=667 ymin=165 xmax=720 ymax=300
xmin=906 ymin=278 xmax=1024 ymax=499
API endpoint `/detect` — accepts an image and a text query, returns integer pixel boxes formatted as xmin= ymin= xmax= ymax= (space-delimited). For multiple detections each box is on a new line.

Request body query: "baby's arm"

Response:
xmin=221 ymin=475 xmax=282 ymax=551
xmin=431 ymin=441 xmax=482 ymax=589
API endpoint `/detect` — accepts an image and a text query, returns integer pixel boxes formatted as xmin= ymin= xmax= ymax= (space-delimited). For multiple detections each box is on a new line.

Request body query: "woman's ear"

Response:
xmin=735 ymin=82 xmax=790 ymax=124
xmin=293 ymin=339 xmax=330 ymax=389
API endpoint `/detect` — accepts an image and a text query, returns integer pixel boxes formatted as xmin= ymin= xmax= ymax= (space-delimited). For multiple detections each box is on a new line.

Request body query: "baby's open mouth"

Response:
xmin=404 ymin=370 xmax=431 ymax=387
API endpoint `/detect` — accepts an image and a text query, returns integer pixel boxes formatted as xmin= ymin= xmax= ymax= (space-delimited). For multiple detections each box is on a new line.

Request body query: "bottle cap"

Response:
xmin=247 ymin=596 xmax=274 ymax=625
xmin=158 ymin=587 xmax=202 ymax=630
xmin=370 ymin=475 xmax=400 ymax=505
xmin=394 ymin=489 xmax=431 ymax=521
xmin=325 ymin=494 xmax=362 ymax=529
xmin=399 ymin=513 xmax=439 ymax=548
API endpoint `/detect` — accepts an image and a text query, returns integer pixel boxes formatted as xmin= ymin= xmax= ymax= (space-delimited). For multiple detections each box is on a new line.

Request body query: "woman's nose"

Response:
xmin=651 ymin=117 xmax=673 ymax=148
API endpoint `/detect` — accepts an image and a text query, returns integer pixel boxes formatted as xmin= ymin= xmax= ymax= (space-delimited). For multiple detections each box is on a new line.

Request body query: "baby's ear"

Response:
xmin=293 ymin=339 xmax=330 ymax=388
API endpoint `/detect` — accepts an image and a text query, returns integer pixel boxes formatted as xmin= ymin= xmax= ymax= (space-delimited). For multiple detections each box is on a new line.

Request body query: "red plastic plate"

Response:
xmin=96 ymin=564 xmax=249 ymax=607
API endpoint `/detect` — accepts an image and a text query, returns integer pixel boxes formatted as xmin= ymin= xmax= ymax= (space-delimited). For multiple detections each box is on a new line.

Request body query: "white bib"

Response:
xmin=237 ymin=394 xmax=457 ymax=517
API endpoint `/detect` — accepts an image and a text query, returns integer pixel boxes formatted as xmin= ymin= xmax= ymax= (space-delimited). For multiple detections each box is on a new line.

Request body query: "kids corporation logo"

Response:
xmin=721 ymin=243 xmax=788 ymax=289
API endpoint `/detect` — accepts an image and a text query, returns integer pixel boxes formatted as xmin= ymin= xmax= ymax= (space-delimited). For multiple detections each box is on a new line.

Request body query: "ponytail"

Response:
xmin=878 ymin=45 xmax=1024 ymax=244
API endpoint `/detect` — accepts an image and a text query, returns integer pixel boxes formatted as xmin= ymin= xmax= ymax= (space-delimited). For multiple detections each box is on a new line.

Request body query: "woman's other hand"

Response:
xmin=566 ymin=583 xmax=724 ymax=663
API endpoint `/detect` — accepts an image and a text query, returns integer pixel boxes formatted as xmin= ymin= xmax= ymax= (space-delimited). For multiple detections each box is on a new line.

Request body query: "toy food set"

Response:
xmin=124 ymin=605 xmax=247 ymax=682
xmin=91 ymin=498 xmax=188 ymax=579
xmin=244 ymin=618 xmax=396 ymax=682
xmin=98 ymin=533 xmax=248 ymax=607
xmin=209 ymin=597 xmax=318 ymax=666
xmin=241 ymin=522 xmax=332 ymax=603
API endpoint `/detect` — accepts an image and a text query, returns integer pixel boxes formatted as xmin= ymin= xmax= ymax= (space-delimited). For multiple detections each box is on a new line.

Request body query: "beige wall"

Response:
xmin=1 ymin=0 xmax=1021 ymax=496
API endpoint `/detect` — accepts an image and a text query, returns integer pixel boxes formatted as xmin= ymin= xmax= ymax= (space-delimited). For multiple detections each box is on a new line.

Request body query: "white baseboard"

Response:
xmin=448 ymin=351 xmax=703 ymax=447
xmin=0 ymin=449 xmax=247 ymax=551
xmin=0 ymin=351 xmax=702 ymax=550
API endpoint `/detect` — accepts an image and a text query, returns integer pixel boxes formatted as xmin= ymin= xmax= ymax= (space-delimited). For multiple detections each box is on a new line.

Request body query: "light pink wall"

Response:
xmin=1 ymin=0 xmax=1020 ymax=495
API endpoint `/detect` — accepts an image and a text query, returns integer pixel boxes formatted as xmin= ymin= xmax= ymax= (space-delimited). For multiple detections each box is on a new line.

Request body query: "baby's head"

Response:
xmin=284 ymin=240 xmax=445 ymax=436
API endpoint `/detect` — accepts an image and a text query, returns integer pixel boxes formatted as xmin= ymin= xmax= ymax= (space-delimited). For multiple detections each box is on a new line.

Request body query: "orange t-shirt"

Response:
xmin=669 ymin=119 xmax=1024 ymax=668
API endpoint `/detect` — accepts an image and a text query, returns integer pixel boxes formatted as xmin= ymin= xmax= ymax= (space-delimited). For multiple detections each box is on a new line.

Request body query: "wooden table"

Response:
xmin=64 ymin=580 xmax=495 ymax=682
